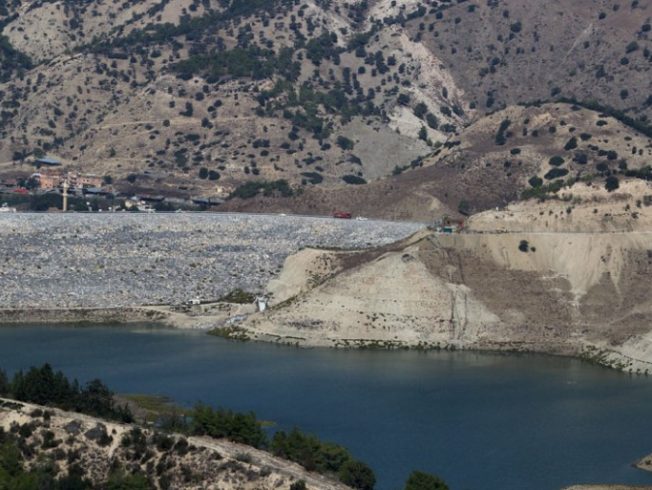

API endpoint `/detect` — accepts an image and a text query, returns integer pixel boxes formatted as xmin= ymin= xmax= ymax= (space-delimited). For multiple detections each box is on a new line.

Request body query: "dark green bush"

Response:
xmin=404 ymin=470 xmax=449 ymax=490
xmin=336 ymin=135 xmax=355 ymax=150
xmin=272 ymin=429 xmax=375 ymax=487
xmin=544 ymin=168 xmax=569 ymax=180
xmin=564 ymin=137 xmax=578 ymax=151
xmin=528 ymin=176 xmax=543 ymax=188
xmin=219 ymin=289 xmax=256 ymax=304
xmin=229 ymin=180 xmax=293 ymax=199
xmin=191 ymin=404 xmax=267 ymax=449
xmin=605 ymin=175 xmax=619 ymax=192
xmin=342 ymin=175 xmax=367 ymax=185
xmin=7 ymin=364 xmax=131 ymax=423
xmin=339 ymin=460 xmax=376 ymax=490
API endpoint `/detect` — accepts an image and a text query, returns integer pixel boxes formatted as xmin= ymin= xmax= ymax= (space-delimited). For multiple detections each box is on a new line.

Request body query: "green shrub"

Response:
xmin=528 ymin=176 xmax=543 ymax=188
xmin=219 ymin=289 xmax=256 ymax=304
xmin=342 ymin=175 xmax=367 ymax=185
xmin=544 ymin=168 xmax=568 ymax=180
xmin=191 ymin=405 xmax=267 ymax=449
xmin=426 ymin=113 xmax=438 ymax=129
xmin=8 ymin=364 xmax=131 ymax=422
xmin=0 ymin=370 xmax=8 ymax=396
xmin=405 ymin=470 xmax=449 ymax=490
xmin=495 ymin=119 xmax=511 ymax=145
xmin=336 ymin=135 xmax=355 ymax=150
xmin=605 ymin=175 xmax=619 ymax=192
xmin=339 ymin=460 xmax=376 ymax=490
xmin=229 ymin=180 xmax=293 ymax=199
xmin=301 ymin=172 xmax=324 ymax=185
xmin=272 ymin=428 xmax=374 ymax=487
xmin=413 ymin=103 xmax=428 ymax=119
xmin=398 ymin=93 xmax=411 ymax=105
xmin=520 ymin=180 xmax=565 ymax=200
xmin=290 ymin=480 xmax=307 ymax=490
xmin=564 ymin=137 xmax=578 ymax=151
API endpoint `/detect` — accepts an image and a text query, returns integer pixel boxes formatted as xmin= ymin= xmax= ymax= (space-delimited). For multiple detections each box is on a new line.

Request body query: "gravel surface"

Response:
xmin=0 ymin=213 xmax=423 ymax=308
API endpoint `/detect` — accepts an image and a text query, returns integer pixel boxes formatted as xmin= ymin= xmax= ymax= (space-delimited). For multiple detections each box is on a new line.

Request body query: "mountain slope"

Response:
xmin=0 ymin=0 xmax=651 ymax=207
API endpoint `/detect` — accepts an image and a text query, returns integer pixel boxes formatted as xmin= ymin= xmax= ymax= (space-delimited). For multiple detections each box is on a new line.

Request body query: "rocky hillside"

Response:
xmin=1 ymin=0 xmax=651 ymax=207
xmin=0 ymin=397 xmax=349 ymax=489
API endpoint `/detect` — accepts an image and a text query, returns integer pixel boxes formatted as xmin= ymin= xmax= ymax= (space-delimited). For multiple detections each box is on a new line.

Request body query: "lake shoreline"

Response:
xmin=1 ymin=304 xmax=650 ymax=377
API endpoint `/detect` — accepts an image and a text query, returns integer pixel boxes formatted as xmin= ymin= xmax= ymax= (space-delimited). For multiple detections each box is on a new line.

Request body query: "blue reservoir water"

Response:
xmin=1 ymin=324 xmax=651 ymax=490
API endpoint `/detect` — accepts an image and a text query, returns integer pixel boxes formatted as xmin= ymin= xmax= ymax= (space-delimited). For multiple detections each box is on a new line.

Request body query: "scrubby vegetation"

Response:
xmin=218 ymin=288 xmax=256 ymax=304
xmin=404 ymin=470 xmax=449 ymax=490
xmin=191 ymin=404 xmax=267 ymax=448
xmin=0 ymin=430 xmax=150 ymax=490
xmin=229 ymin=180 xmax=294 ymax=199
xmin=0 ymin=35 xmax=31 ymax=82
xmin=0 ymin=364 xmax=132 ymax=422
xmin=0 ymin=364 xmax=383 ymax=489
xmin=271 ymin=429 xmax=375 ymax=489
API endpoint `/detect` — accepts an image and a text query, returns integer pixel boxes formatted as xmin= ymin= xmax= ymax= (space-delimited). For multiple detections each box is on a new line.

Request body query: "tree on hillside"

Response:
xmin=338 ymin=460 xmax=376 ymax=490
xmin=0 ymin=369 xmax=8 ymax=395
xmin=404 ymin=470 xmax=449 ymax=490
xmin=605 ymin=175 xmax=619 ymax=192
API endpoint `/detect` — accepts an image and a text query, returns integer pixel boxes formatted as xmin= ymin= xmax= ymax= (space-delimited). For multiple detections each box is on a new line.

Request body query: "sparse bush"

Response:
xmin=219 ymin=289 xmax=256 ymax=304
xmin=290 ymin=480 xmax=307 ymax=490
xmin=229 ymin=180 xmax=293 ymax=199
xmin=457 ymin=200 xmax=471 ymax=216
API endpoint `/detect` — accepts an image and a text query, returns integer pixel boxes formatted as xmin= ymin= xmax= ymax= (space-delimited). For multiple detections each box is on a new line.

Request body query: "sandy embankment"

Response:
xmin=236 ymin=227 xmax=652 ymax=373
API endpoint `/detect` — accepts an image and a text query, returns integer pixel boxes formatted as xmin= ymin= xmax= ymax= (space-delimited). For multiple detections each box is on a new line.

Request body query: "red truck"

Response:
xmin=333 ymin=211 xmax=352 ymax=219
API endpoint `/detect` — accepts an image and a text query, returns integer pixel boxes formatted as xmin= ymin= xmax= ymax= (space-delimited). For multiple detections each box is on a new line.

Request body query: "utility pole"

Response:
xmin=62 ymin=179 xmax=69 ymax=212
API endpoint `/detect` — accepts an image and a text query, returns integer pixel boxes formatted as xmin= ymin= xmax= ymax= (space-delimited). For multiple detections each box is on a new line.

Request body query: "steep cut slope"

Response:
xmin=237 ymin=188 xmax=652 ymax=372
